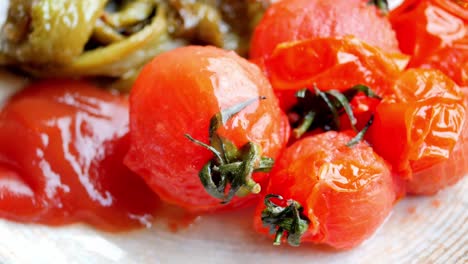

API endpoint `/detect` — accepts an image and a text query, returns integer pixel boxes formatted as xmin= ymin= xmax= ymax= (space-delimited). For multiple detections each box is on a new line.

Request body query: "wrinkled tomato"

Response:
xmin=368 ymin=69 xmax=466 ymax=183
xmin=250 ymin=0 xmax=400 ymax=59
xmin=262 ymin=36 xmax=407 ymax=96
xmin=254 ymin=131 xmax=395 ymax=249
xmin=406 ymin=88 xmax=468 ymax=194
xmin=125 ymin=46 xmax=289 ymax=213
xmin=0 ymin=80 xmax=159 ymax=230
xmin=417 ymin=38 xmax=468 ymax=87
xmin=389 ymin=0 xmax=467 ymax=68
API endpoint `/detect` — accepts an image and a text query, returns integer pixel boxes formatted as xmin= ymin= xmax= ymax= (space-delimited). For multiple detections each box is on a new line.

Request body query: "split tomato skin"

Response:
xmin=262 ymin=36 xmax=406 ymax=97
xmin=125 ymin=46 xmax=289 ymax=213
xmin=254 ymin=131 xmax=395 ymax=249
xmin=0 ymin=80 xmax=159 ymax=230
xmin=250 ymin=0 xmax=400 ymax=60
xmin=417 ymin=39 xmax=468 ymax=87
xmin=368 ymin=69 xmax=466 ymax=181
xmin=389 ymin=0 xmax=467 ymax=68
xmin=388 ymin=0 xmax=468 ymax=195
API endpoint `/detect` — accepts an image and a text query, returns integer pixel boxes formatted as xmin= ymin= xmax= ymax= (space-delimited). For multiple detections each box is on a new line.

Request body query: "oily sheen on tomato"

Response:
xmin=389 ymin=0 xmax=467 ymax=68
xmin=262 ymin=37 xmax=406 ymax=96
xmin=250 ymin=0 xmax=400 ymax=60
xmin=125 ymin=46 xmax=289 ymax=213
xmin=406 ymin=88 xmax=468 ymax=194
xmin=254 ymin=131 xmax=395 ymax=249
xmin=0 ymin=80 xmax=159 ymax=230
xmin=368 ymin=69 xmax=466 ymax=189
xmin=417 ymin=39 xmax=468 ymax=87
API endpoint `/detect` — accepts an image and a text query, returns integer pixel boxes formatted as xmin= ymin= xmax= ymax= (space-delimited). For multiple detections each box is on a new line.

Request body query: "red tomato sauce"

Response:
xmin=0 ymin=80 xmax=159 ymax=231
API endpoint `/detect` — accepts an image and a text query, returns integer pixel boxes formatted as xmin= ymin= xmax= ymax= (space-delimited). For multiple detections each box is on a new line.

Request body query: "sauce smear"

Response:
xmin=0 ymin=80 xmax=159 ymax=231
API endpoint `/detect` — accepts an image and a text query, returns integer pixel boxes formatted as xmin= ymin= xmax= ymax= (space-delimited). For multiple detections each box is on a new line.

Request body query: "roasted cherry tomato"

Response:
xmin=0 ymin=80 xmax=159 ymax=231
xmin=368 ymin=69 xmax=466 ymax=182
xmin=406 ymin=88 xmax=468 ymax=194
xmin=254 ymin=131 xmax=395 ymax=249
xmin=257 ymin=36 xmax=408 ymax=140
xmin=417 ymin=38 xmax=468 ymax=87
xmin=389 ymin=0 xmax=467 ymax=68
xmin=250 ymin=0 xmax=400 ymax=59
xmin=125 ymin=46 xmax=289 ymax=213
xmin=262 ymin=36 xmax=407 ymax=96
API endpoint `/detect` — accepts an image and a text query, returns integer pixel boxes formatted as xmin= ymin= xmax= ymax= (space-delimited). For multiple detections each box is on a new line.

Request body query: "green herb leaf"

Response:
xmin=327 ymin=90 xmax=357 ymax=131
xmin=289 ymin=84 xmax=380 ymax=139
xmin=314 ymin=86 xmax=340 ymax=130
xmin=293 ymin=111 xmax=316 ymax=139
xmin=346 ymin=115 xmax=375 ymax=147
xmin=261 ymin=194 xmax=310 ymax=247
xmin=343 ymin=84 xmax=382 ymax=100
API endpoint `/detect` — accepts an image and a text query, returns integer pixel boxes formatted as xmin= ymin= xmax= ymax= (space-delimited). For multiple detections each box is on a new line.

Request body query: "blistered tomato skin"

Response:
xmin=406 ymin=89 xmax=468 ymax=195
xmin=254 ymin=131 xmax=395 ymax=249
xmin=417 ymin=39 xmax=468 ymax=87
xmin=0 ymin=80 xmax=159 ymax=230
xmin=369 ymin=69 xmax=466 ymax=181
xmin=263 ymin=36 xmax=406 ymax=96
xmin=125 ymin=46 xmax=289 ymax=213
xmin=389 ymin=0 xmax=467 ymax=67
xmin=250 ymin=0 xmax=400 ymax=60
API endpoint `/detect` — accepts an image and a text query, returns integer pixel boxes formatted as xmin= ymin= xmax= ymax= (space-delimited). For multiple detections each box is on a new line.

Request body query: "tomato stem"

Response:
xmin=262 ymin=194 xmax=309 ymax=247
xmin=186 ymin=97 xmax=274 ymax=204
xmin=273 ymin=228 xmax=284 ymax=246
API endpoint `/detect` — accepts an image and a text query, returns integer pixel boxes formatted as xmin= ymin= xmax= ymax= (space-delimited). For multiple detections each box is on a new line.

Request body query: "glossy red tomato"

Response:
xmin=406 ymin=88 xmax=468 ymax=194
xmin=417 ymin=38 xmax=468 ymax=87
xmin=254 ymin=131 xmax=395 ymax=249
xmin=250 ymin=0 xmax=400 ymax=60
xmin=262 ymin=36 xmax=407 ymax=97
xmin=125 ymin=46 xmax=289 ymax=213
xmin=389 ymin=0 xmax=467 ymax=68
xmin=0 ymin=80 xmax=159 ymax=231
xmin=257 ymin=36 xmax=407 ymax=138
xmin=368 ymin=69 xmax=466 ymax=182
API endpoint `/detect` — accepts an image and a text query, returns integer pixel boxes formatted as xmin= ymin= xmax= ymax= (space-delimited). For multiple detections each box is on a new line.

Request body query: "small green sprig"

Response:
xmin=261 ymin=194 xmax=310 ymax=247
xmin=185 ymin=97 xmax=274 ymax=204
xmin=289 ymin=84 xmax=380 ymax=146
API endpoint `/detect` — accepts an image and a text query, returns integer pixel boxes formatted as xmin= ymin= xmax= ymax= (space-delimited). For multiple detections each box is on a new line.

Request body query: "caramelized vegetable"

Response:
xmin=0 ymin=0 xmax=270 ymax=90
xmin=1 ymin=0 xmax=107 ymax=65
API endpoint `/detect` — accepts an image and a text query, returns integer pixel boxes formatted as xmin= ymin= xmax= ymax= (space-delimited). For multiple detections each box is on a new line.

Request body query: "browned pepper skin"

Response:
xmin=0 ymin=0 xmax=269 ymax=89
xmin=1 ymin=0 xmax=107 ymax=65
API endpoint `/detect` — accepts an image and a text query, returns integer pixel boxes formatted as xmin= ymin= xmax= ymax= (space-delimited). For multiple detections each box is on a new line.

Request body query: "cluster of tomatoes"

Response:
xmin=0 ymin=0 xmax=466 ymax=249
